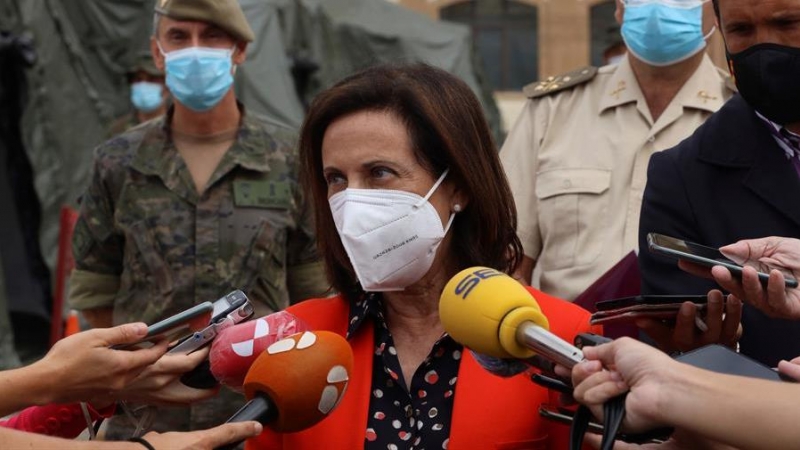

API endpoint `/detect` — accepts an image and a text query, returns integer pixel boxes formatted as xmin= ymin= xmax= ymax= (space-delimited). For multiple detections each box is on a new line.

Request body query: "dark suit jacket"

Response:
xmin=639 ymin=95 xmax=800 ymax=367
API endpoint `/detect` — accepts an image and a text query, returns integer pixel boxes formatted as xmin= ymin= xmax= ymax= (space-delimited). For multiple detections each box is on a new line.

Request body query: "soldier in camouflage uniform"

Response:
xmin=68 ymin=0 xmax=329 ymax=438
xmin=106 ymin=51 xmax=169 ymax=137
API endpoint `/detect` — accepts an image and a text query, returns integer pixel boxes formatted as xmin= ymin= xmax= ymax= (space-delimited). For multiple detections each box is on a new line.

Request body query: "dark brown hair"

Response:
xmin=299 ymin=63 xmax=523 ymax=301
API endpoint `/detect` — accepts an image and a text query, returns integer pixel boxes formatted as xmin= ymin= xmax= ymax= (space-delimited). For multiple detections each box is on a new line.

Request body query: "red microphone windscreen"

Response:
xmin=244 ymin=330 xmax=353 ymax=433
xmin=210 ymin=311 xmax=309 ymax=390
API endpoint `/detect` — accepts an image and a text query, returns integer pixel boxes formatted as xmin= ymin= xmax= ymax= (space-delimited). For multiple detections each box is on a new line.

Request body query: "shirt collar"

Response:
xmin=347 ymin=292 xmax=385 ymax=340
xmin=677 ymin=54 xmax=729 ymax=113
xmin=130 ymin=102 xmax=272 ymax=177
xmin=599 ymin=55 xmax=641 ymax=113
xmin=599 ymin=53 xmax=727 ymax=115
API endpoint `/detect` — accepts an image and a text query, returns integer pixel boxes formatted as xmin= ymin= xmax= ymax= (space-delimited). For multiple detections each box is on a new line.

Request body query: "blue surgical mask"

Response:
xmin=621 ymin=0 xmax=711 ymax=67
xmin=130 ymin=81 xmax=164 ymax=113
xmin=160 ymin=45 xmax=235 ymax=112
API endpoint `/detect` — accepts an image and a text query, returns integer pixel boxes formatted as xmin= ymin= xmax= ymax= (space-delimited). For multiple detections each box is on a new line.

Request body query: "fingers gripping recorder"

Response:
xmin=440 ymin=267 xmax=585 ymax=369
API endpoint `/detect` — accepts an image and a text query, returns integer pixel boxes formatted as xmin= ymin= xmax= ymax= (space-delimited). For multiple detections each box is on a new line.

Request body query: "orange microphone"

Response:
xmin=218 ymin=330 xmax=353 ymax=449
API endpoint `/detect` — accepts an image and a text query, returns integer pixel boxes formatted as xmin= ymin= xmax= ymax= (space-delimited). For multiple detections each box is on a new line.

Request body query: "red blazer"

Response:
xmin=247 ymin=287 xmax=600 ymax=450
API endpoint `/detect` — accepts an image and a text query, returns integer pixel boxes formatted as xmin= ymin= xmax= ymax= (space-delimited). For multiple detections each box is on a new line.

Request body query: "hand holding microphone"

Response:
xmin=112 ymin=346 xmax=218 ymax=406
xmin=571 ymin=338 xmax=674 ymax=435
xmin=218 ymin=330 xmax=353 ymax=449
xmin=439 ymin=267 xmax=585 ymax=369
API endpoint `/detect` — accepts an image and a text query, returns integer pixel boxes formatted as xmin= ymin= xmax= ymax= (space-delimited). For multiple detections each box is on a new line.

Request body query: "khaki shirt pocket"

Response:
xmin=535 ymin=168 xmax=611 ymax=270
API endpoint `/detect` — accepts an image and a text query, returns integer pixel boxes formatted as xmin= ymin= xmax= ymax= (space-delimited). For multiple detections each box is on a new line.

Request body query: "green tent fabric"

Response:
xmin=269 ymin=0 xmax=502 ymax=138
xmin=1 ymin=0 xmax=500 ymax=324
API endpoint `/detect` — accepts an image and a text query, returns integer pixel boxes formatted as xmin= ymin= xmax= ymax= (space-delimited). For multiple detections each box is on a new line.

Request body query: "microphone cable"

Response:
xmin=568 ymin=394 xmax=627 ymax=450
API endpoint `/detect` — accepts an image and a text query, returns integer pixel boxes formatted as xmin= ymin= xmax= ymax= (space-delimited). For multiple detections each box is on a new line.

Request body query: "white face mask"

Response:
xmin=329 ymin=169 xmax=455 ymax=292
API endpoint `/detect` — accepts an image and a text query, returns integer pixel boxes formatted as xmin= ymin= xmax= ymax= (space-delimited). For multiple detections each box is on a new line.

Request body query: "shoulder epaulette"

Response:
xmin=523 ymin=66 xmax=598 ymax=99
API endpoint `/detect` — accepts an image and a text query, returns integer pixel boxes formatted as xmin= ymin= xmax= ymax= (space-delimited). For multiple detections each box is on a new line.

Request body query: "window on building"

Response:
xmin=590 ymin=1 xmax=625 ymax=66
xmin=441 ymin=0 xmax=538 ymax=91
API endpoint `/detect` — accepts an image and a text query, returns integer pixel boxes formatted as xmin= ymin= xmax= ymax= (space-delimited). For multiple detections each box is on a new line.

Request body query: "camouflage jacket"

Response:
xmin=68 ymin=106 xmax=328 ymax=434
xmin=106 ymin=112 xmax=139 ymax=139
xmin=69 ymin=106 xmax=328 ymax=325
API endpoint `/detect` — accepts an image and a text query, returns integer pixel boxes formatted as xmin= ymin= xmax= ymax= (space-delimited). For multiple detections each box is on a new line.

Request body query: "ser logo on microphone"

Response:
xmin=453 ymin=267 xmax=503 ymax=299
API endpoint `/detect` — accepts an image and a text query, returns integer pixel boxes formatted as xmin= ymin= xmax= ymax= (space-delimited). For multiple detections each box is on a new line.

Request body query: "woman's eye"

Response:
xmin=371 ymin=167 xmax=393 ymax=179
xmin=325 ymin=173 xmax=345 ymax=186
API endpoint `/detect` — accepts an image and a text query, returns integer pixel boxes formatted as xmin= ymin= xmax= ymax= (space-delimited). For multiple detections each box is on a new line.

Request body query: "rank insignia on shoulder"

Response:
xmin=523 ymin=66 xmax=598 ymax=99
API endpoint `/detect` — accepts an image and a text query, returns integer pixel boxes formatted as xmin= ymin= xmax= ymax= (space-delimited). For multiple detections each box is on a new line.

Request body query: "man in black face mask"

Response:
xmin=638 ymin=0 xmax=800 ymax=368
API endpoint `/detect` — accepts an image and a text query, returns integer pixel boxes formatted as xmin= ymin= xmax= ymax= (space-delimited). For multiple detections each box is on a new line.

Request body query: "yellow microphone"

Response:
xmin=440 ymin=267 xmax=585 ymax=368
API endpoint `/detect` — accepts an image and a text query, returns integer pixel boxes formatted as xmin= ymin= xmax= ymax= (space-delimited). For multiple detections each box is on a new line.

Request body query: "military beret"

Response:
xmin=155 ymin=0 xmax=255 ymax=43
xmin=129 ymin=51 xmax=163 ymax=77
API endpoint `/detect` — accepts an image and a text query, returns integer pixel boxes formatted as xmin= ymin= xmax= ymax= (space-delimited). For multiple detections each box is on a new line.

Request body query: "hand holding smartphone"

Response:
xmin=114 ymin=302 xmax=215 ymax=350
xmin=168 ymin=290 xmax=254 ymax=355
xmin=647 ymin=233 xmax=799 ymax=289
xmin=591 ymin=295 xmax=710 ymax=326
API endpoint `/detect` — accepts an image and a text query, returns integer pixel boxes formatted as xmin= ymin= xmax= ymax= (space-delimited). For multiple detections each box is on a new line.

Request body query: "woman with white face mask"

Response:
xmin=246 ymin=63 xmax=601 ymax=450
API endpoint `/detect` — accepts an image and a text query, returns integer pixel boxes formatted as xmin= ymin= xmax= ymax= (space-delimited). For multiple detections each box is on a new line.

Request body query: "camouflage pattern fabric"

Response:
xmin=69 ymin=104 xmax=328 ymax=435
xmin=105 ymin=112 xmax=139 ymax=139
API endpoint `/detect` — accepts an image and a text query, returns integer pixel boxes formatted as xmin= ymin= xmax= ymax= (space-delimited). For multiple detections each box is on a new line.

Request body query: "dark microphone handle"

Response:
xmin=216 ymin=395 xmax=278 ymax=450
xmin=180 ymin=359 xmax=220 ymax=389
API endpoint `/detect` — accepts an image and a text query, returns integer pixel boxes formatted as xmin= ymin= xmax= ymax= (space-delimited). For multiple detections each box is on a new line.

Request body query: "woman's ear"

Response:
xmin=451 ymin=188 xmax=469 ymax=213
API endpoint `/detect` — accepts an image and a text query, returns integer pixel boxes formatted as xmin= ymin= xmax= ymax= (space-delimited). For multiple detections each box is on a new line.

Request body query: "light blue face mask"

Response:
xmin=160 ymin=45 xmax=235 ymax=112
xmin=621 ymin=0 xmax=711 ymax=67
xmin=130 ymin=81 xmax=164 ymax=113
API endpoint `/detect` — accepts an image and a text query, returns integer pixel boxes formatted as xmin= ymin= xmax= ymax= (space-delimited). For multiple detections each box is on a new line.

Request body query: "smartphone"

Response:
xmin=647 ymin=233 xmax=799 ymax=288
xmin=115 ymin=301 xmax=214 ymax=350
xmin=595 ymin=294 xmax=709 ymax=312
xmin=210 ymin=290 xmax=250 ymax=324
xmin=675 ymin=344 xmax=795 ymax=382
xmin=591 ymin=295 xmax=710 ymax=325
xmin=168 ymin=290 xmax=254 ymax=355
xmin=171 ymin=291 xmax=255 ymax=389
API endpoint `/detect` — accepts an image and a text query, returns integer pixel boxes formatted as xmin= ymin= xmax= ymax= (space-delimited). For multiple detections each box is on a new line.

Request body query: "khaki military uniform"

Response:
xmin=68 ymin=106 xmax=328 ymax=435
xmin=501 ymin=54 xmax=735 ymax=300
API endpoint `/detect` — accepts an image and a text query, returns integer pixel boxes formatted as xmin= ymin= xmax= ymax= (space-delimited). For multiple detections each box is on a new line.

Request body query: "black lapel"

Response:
xmin=743 ymin=139 xmax=800 ymax=228
xmin=698 ymin=95 xmax=800 ymax=228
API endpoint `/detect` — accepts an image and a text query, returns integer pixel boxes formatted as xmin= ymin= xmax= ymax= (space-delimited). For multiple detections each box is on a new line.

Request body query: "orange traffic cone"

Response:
xmin=63 ymin=310 xmax=81 ymax=337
